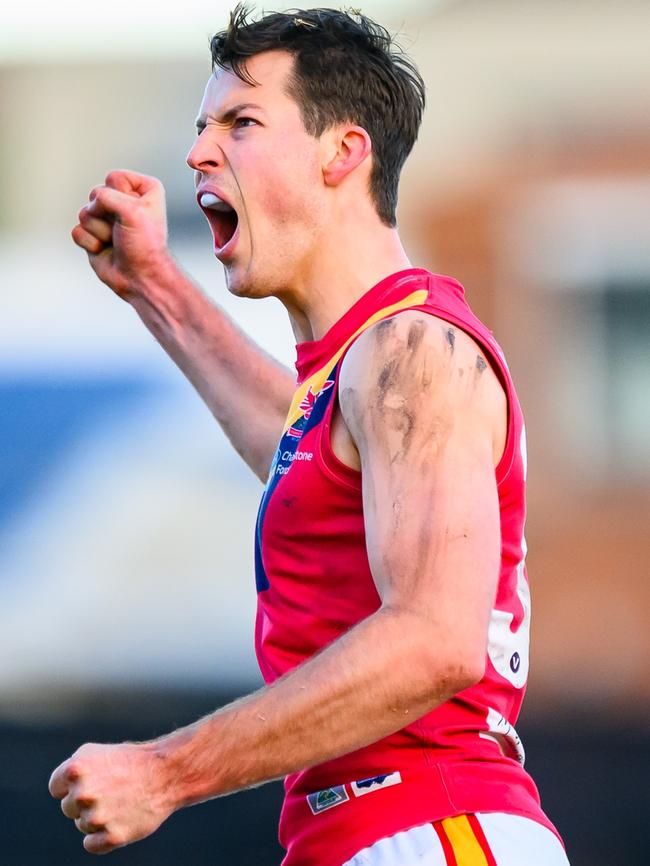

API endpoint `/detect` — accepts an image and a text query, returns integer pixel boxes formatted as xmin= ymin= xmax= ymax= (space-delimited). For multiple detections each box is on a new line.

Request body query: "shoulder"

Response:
xmin=339 ymin=309 xmax=502 ymax=409
xmin=338 ymin=310 xmax=507 ymax=463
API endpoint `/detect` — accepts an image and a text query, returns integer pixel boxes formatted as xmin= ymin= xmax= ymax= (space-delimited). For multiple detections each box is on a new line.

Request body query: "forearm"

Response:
xmin=126 ymin=254 xmax=295 ymax=479
xmin=155 ymin=606 xmax=475 ymax=810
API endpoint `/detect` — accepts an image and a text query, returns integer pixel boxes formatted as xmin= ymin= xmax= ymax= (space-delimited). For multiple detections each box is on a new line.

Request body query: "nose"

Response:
xmin=186 ymin=132 xmax=223 ymax=173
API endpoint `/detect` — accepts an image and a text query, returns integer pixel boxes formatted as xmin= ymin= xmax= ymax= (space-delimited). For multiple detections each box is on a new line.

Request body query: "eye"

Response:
xmin=234 ymin=117 xmax=258 ymax=128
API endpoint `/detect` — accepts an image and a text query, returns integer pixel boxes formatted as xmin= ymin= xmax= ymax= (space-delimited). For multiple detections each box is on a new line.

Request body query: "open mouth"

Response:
xmin=199 ymin=192 xmax=239 ymax=252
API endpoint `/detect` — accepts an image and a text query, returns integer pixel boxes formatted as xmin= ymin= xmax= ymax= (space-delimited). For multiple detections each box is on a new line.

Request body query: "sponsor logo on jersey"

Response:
xmin=275 ymin=450 xmax=314 ymax=476
xmin=306 ymin=785 xmax=349 ymax=815
xmin=282 ymin=450 xmax=313 ymax=462
xmin=299 ymin=380 xmax=335 ymax=421
xmin=350 ymin=771 xmax=402 ymax=798
xmin=285 ymin=378 xmax=335 ymax=441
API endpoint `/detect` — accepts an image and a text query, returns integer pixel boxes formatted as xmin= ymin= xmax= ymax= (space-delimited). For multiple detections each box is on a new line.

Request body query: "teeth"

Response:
xmin=200 ymin=192 xmax=232 ymax=211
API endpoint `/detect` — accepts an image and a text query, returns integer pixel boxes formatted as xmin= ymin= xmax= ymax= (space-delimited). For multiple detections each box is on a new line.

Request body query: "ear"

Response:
xmin=322 ymin=126 xmax=372 ymax=188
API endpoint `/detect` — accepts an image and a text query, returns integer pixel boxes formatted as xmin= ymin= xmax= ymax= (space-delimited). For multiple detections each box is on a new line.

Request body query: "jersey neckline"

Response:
xmin=294 ymin=268 xmax=432 ymax=382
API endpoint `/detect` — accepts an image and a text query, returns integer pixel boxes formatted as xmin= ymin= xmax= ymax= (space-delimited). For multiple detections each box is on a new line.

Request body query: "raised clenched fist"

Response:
xmin=72 ymin=170 xmax=170 ymax=298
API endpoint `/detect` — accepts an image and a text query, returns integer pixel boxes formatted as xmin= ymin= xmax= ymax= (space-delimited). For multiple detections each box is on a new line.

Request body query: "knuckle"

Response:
xmin=48 ymin=771 xmax=62 ymax=797
xmin=65 ymin=761 xmax=81 ymax=781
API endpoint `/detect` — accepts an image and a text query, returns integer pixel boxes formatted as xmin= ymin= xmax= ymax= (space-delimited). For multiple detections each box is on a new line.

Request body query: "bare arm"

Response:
xmin=49 ymin=311 xmax=506 ymax=854
xmin=72 ymin=170 xmax=294 ymax=480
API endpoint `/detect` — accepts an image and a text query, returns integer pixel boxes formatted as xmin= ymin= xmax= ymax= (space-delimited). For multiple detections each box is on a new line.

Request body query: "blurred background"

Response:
xmin=1 ymin=0 xmax=649 ymax=863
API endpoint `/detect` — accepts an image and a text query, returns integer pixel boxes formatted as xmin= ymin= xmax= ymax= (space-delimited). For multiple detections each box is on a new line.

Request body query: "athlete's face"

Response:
xmin=187 ymin=51 xmax=327 ymax=299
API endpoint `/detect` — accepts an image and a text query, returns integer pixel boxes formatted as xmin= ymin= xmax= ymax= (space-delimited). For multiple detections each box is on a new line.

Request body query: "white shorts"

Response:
xmin=342 ymin=813 xmax=571 ymax=866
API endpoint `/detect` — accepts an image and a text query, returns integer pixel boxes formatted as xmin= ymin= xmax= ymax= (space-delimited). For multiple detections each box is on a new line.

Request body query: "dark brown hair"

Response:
xmin=210 ymin=5 xmax=425 ymax=226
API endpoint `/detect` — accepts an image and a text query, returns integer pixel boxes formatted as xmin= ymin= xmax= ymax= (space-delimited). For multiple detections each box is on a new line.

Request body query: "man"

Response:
xmin=49 ymin=7 xmax=570 ymax=865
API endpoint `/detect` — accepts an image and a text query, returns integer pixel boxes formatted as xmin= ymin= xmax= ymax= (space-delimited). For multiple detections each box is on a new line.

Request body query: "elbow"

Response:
xmin=453 ymin=654 xmax=486 ymax=692
xmin=382 ymin=606 xmax=487 ymax=704
xmin=422 ymin=646 xmax=486 ymax=699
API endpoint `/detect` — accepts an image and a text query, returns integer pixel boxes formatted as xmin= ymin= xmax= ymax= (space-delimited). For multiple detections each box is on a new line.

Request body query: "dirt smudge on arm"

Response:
xmin=445 ymin=328 xmax=456 ymax=353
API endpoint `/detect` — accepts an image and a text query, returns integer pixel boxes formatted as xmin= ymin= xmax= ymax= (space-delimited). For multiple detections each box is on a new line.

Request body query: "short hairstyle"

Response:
xmin=210 ymin=5 xmax=426 ymax=226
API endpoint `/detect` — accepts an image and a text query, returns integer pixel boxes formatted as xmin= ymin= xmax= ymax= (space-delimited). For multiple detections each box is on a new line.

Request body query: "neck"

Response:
xmin=277 ymin=217 xmax=412 ymax=344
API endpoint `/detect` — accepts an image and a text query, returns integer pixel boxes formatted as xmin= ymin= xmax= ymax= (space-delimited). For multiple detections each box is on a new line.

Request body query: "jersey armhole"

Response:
xmin=317 ymin=366 xmax=363 ymax=490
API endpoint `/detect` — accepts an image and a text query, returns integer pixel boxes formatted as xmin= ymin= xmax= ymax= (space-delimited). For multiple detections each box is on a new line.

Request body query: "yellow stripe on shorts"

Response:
xmin=441 ymin=815 xmax=491 ymax=866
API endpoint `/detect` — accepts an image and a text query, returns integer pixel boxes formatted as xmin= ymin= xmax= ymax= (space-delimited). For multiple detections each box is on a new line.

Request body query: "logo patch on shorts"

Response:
xmin=307 ymin=785 xmax=349 ymax=815
xmin=350 ymin=771 xmax=402 ymax=798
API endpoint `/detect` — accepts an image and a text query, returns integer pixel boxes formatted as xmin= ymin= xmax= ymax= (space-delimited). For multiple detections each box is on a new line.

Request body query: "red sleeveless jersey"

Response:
xmin=254 ymin=269 xmax=561 ymax=866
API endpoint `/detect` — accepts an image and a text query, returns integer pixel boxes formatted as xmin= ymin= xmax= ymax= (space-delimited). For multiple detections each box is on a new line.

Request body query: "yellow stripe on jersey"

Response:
xmin=283 ymin=288 xmax=428 ymax=433
xmin=441 ymin=815 xmax=491 ymax=866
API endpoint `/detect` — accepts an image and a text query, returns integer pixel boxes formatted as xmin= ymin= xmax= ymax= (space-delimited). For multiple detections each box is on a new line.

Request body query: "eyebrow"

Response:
xmin=195 ymin=102 xmax=265 ymax=132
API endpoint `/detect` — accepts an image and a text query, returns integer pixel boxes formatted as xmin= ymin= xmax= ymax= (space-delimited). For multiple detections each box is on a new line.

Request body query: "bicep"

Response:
xmin=363 ymin=426 xmax=500 ymax=636
xmin=340 ymin=314 xmax=502 ymax=660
